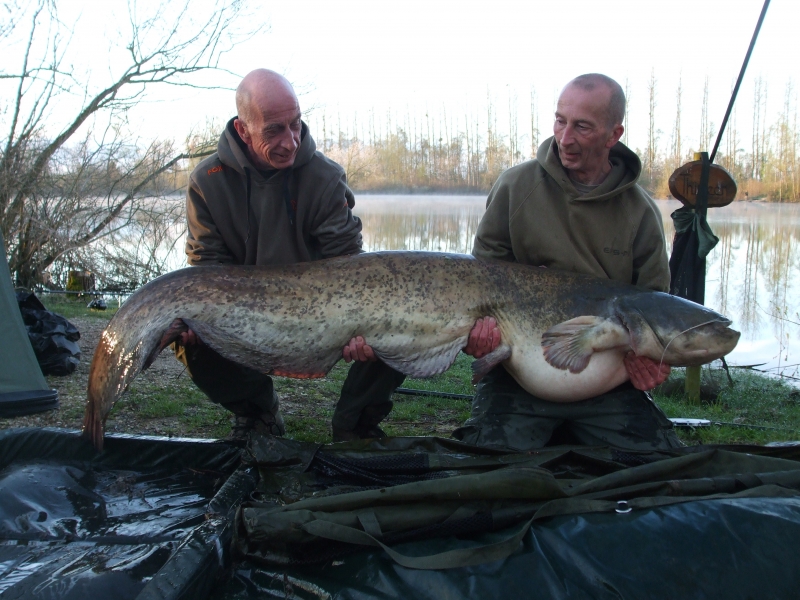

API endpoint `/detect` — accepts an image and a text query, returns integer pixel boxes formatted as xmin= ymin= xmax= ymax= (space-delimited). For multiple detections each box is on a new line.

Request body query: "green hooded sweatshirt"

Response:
xmin=185 ymin=118 xmax=362 ymax=266
xmin=472 ymin=137 xmax=670 ymax=292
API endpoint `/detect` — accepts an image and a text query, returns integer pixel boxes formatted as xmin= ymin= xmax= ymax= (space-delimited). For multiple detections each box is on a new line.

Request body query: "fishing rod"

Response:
xmin=394 ymin=387 xmax=473 ymax=401
xmin=709 ymin=0 xmax=771 ymax=163
xmin=670 ymin=417 xmax=792 ymax=432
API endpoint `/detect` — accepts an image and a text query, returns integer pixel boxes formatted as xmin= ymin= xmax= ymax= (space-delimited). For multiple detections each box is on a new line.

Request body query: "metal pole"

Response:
xmin=685 ymin=151 xmax=711 ymax=404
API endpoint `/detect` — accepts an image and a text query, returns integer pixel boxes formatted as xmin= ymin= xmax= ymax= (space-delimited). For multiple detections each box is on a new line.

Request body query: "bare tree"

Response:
xmin=0 ymin=0 xmax=251 ymax=288
xmin=323 ymin=137 xmax=375 ymax=191
xmin=643 ymin=70 xmax=661 ymax=191
xmin=749 ymin=76 xmax=769 ymax=182
xmin=722 ymin=79 xmax=740 ymax=179
xmin=530 ymin=86 xmax=539 ymax=159
xmin=700 ymin=76 xmax=711 ymax=151
xmin=623 ymin=78 xmax=631 ymax=147
xmin=670 ymin=74 xmax=683 ymax=171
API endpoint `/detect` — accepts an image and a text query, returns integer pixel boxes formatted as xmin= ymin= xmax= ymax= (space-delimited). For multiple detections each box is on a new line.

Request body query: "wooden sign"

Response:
xmin=668 ymin=161 xmax=737 ymax=207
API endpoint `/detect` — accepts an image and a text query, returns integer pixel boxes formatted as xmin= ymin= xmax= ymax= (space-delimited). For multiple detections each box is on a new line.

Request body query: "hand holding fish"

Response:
xmin=191 ymin=317 xmax=666 ymax=391
xmin=180 ymin=329 xmax=200 ymax=346
xmin=342 ymin=336 xmax=377 ymax=362
xmin=463 ymin=317 xmax=501 ymax=359
xmin=624 ymin=353 xmax=670 ymax=391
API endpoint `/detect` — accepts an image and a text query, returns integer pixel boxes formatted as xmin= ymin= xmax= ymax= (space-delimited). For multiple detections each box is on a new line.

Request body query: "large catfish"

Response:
xmin=83 ymin=251 xmax=739 ymax=449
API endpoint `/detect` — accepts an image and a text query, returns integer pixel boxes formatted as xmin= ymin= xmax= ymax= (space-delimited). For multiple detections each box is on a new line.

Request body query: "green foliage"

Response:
xmin=270 ymin=356 xmax=475 ymax=442
xmin=286 ymin=416 xmax=334 ymax=443
xmin=654 ymin=368 xmax=800 ymax=445
xmin=109 ymin=376 xmax=232 ymax=439
xmin=108 ymin=355 xmax=799 ymax=446
xmin=183 ymin=405 xmax=232 ymax=439
xmin=39 ymin=293 xmax=119 ymax=320
xmin=402 ymin=353 xmax=475 ymax=395
xmin=381 ymin=354 xmax=474 ymax=437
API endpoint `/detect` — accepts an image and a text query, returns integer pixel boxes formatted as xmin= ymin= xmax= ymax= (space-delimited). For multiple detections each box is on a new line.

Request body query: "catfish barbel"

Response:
xmin=83 ymin=251 xmax=740 ymax=450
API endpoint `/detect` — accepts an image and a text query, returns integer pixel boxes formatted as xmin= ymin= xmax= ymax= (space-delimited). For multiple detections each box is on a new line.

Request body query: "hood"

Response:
xmin=216 ymin=117 xmax=317 ymax=176
xmin=536 ymin=136 xmax=643 ymax=201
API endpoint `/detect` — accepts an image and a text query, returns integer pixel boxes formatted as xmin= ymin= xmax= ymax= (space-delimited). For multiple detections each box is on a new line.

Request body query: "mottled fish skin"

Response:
xmin=82 ymin=251 xmax=740 ymax=450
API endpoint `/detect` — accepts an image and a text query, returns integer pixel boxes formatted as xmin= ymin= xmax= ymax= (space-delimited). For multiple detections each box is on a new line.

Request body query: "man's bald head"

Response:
xmin=233 ymin=69 xmax=302 ymax=170
xmin=235 ymin=69 xmax=299 ymax=126
xmin=564 ymin=74 xmax=626 ymax=129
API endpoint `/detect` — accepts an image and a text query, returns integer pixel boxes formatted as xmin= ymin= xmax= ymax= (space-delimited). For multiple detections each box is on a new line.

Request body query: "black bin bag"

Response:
xmin=16 ymin=292 xmax=81 ymax=376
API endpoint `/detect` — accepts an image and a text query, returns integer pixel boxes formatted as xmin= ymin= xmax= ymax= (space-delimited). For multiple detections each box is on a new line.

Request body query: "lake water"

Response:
xmin=352 ymin=195 xmax=800 ymax=382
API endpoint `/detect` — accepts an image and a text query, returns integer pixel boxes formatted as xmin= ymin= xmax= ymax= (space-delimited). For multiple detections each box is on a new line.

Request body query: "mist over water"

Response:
xmin=353 ymin=195 xmax=800 ymax=382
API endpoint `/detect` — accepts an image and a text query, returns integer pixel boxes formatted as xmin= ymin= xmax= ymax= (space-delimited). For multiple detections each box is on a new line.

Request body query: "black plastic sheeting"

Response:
xmin=16 ymin=292 xmax=81 ymax=376
xmin=3 ymin=429 xmax=800 ymax=599
xmin=221 ymin=437 xmax=800 ymax=599
xmin=0 ymin=428 xmax=252 ymax=600
xmin=214 ymin=497 xmax=800 ymax=599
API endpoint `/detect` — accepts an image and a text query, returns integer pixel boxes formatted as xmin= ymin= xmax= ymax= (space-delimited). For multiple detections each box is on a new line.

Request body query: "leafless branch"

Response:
xmin=1 ymin=0 xmax=256 ymax=287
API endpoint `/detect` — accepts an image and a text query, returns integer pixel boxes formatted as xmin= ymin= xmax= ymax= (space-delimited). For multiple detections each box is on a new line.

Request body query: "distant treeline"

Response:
xmin=311 ymin=77 xmax=799 ymax=201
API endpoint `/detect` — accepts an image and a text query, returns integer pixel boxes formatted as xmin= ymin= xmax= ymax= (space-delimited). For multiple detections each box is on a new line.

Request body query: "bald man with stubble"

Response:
xmin=177 ymin=69 xmax=494 ymax=441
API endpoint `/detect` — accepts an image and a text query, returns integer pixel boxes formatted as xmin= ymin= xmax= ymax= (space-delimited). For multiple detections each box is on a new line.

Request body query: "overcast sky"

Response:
xmin=20 ymin=0 xmax=800 ymax=154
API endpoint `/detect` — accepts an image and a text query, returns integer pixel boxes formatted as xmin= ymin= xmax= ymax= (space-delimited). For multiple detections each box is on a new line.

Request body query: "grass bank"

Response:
xmin=29 ymin=294 xmax=800 ymax=446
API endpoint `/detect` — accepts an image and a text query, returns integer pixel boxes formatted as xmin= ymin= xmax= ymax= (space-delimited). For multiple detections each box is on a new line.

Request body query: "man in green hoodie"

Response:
xmin=453 ymin=73 xmax=682 ymax=451
xmin=179 ymin=69 xmax=495 ymax=441
xmin=178 ymin=69 xmax=406 ymax=439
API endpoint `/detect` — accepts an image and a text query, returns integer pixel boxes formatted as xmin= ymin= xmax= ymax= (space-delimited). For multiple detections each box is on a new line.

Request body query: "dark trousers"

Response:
xmin=173 ymin=343 xmax=279 ymax=417
xmin=452 ymin=367 xmax=683 ymax=452
xmin=332 ymin=360 xmax=406 ymax=431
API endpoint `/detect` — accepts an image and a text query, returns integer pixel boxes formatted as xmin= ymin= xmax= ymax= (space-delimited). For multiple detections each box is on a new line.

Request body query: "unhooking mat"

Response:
xmin=3 ymin=430 xmax=800 ymax=599
xmin=0 ymin=428 xmax=252 ymax=600
xmin=224 ymin=436 xmax=800 ymax=599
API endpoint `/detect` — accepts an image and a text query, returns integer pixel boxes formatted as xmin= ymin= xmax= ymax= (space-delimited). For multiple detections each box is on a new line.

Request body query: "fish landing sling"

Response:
xmin=234 ymin=436 xmax=800 ymax=569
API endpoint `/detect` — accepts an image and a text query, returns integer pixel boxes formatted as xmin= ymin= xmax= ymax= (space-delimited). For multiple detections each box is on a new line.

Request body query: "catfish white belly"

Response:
xmin=505 ymin=342 xmax=629 ymax=402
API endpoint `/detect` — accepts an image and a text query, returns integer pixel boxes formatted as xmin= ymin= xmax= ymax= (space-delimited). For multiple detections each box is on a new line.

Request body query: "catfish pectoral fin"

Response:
xmin=378 ymin=337 xmax=468 ymax=378
xmin=542 ymin=316 xmax=630 ymax=374
xmin=471 ymin=344 xmax=512 ymax=384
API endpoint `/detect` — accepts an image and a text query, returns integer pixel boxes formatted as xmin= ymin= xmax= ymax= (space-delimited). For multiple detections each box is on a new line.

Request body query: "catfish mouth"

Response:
xmin=618 ymin=306 xmax=738 ymax=365
xmin=663 ymin=318 xmax=739 ymax=365
xmin=649 ymin=313 xmax=733 ymax=351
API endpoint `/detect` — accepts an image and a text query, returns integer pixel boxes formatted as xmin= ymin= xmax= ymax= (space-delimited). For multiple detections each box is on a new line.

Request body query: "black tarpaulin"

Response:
xmin=2 ymin=430 xmax=800 ymax=599
xmin=0 ymin=428 xmax=250 ymax=600
xmin=235 ymin=437 xmax=800 ymax=567
xmin=216 ymin=497 xmax=800 ymax=600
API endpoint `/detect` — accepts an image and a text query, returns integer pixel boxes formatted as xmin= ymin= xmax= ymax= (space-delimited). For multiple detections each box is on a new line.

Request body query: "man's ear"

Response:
xmin=606 ymin=124 xmax=624 ymax=149
xmin=233 ymin=118 xmax=251 ymax=145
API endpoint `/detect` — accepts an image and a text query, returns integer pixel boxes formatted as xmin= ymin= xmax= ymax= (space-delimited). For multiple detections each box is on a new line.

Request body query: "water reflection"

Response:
xmin=355 ymin=195 xmax=486 ymax=254
xmin=354 ymin=195 xmax=800 ymax=381
xmin=675 ymin=200 xmax=800 ymax=380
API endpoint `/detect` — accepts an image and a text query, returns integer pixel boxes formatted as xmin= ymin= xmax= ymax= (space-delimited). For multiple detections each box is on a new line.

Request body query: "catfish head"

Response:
xmin=541 ymin=292 xmax=740 ymax=374
xmin=614 ymin=292 xmax=740 ymax=366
